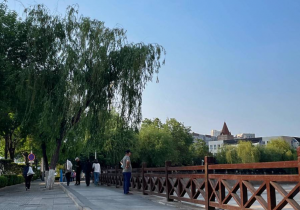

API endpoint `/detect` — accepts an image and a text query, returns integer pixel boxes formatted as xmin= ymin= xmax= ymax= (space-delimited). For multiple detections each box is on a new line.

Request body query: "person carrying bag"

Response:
xmin=24 ymin=163 xmax=35 ymax=191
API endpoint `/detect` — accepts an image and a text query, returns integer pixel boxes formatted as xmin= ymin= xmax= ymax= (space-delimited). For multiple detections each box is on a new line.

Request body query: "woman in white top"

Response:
xmin=92 ymin=159 xmax=101 ymax=186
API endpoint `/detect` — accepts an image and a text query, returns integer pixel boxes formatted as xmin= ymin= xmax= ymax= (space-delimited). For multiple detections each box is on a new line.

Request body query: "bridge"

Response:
xmin=100 ymin=147 xmax=300 ymax=210
xmin=0 ymin=149 xmax=299 ymax=210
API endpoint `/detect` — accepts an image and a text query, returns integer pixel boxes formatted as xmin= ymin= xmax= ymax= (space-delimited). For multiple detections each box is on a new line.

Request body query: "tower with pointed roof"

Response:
xmin=217 ymin=122 xmax=234 ymax=140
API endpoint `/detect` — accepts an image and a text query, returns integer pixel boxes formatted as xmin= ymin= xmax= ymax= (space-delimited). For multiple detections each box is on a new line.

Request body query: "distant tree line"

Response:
xmin=215 ymin=139 xmax=297 ymax=164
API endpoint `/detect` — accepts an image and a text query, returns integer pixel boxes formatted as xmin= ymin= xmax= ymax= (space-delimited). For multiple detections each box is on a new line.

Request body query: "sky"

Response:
xmin=6 ymin=0 xmax=300 ymax=137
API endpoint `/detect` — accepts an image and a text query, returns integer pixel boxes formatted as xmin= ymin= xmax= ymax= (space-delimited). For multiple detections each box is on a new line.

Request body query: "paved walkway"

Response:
xmin=0 ymin=180 xmax=77 ymax=210
xmin=61 ymin=182 xmax=200 ymax=210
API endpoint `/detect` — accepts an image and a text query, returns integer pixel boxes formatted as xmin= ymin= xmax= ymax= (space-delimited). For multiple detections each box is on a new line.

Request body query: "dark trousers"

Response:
xmin=65 ymin=172 xmax=71 ymax=186
xmin=123 ymin=172 xmax=131 ymax=194
xmin=25 ymin=175 xmax=33 ymax=189
xmin=85 ymin=172 xmax=91 ymax=186
xmin=76 ymin=172 xmax=81 ymax=185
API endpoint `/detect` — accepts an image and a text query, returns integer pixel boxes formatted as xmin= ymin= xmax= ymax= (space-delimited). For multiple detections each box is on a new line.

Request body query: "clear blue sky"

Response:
xmin=7 ymin=0 xmax=300 ymax=137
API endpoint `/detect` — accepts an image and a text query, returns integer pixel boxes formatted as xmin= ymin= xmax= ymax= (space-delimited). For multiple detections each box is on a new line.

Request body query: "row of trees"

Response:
xmin=0 ymin=1 xmax=166 ymax=187
xmin=0 ymin=2 xmax=212 ymax=171
xmin=215 ymin=139 xmax=298 ymax=164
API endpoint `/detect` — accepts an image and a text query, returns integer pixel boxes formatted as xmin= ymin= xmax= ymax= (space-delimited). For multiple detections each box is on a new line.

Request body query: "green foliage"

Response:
xmin=192 ymin=139 xmax=212 ymax=165
xmin=262 ymin=138 xmax=296 ymax=162
xmin=225 ymin=146 xmax=240 ymax=164
xmin=0 ymin=176 xmax=8 ymax=188
xmin=0 ymin=159 xmax=24 ymax=175
xmin=0 ymin=1 xmax=166 ymax=169
xmin=236 ymin=141 xmax=260 ymax=163
xmin=164 ymin=118 xmax=194 ymax=165
xmin=3 ymin=175 xmax=18 ymax=186
xmin=215 ymin=139 xmax=297 ymax=164
xmin=215 ymin=146 xmax=227 ymax=164
xmin=17 ymin=175 xmax=24 ymax=184
xmin=137 ymin=118 xmax=194 ymax=167
xmin=138 ymin=118 xmax=175 ymax=167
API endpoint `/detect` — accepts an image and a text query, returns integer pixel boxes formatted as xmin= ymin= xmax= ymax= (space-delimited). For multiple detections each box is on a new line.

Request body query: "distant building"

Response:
xmin=236 ymin=133 xmax=255 ymax=139
xmin=206 ymin=122 xmax=299 ymax=155
xmin=217 ymin=122 xmax=234 ymax=140
xmin=209 ymin=136 xmax=300 ymax=155
xmin=192 ymin=132 xmax=216 ymax=145
xmin=191 ymin=132 xmax=201 ymax=140
xmin=211 ymin=130 xmax=221 ymax=137
xmin=261 ymin=136 xmax=300 ymax=148
xmin=209 ymin=137 xmax=262 ymax=155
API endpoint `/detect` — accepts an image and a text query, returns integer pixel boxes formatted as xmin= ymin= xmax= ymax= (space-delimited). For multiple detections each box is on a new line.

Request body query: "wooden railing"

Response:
xmin=100 ymin=147 xmax=300 ymax=210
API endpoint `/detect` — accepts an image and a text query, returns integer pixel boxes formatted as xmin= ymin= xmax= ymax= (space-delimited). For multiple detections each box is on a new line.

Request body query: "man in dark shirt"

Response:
xmin=75 ymin=157 xmax=82 ymax=185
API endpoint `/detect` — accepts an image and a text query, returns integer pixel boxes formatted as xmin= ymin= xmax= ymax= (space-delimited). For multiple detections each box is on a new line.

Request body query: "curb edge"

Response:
xmin=59 ymin=183 xmax=92 ymax=210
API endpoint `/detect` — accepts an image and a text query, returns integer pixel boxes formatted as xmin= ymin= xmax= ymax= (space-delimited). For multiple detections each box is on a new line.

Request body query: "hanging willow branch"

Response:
xmin=14 ymin=4 xmax=165 ymax=167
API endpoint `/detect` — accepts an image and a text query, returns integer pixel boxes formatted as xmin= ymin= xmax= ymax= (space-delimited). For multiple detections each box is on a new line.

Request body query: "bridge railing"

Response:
xmin=100 ymin=147 xmax=300 ymax=210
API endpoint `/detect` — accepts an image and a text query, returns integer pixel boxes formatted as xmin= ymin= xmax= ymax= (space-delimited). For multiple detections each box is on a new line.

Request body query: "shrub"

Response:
xmin=33 ymin=174 xmax=38 ymax=181
xmin=0 ymin=176 xmax=8 ymax=188
xmin=3 ymin=175 xmax=18 ymax=186
xmin=17 ymin=176 xmax=24 ymax=184
xmin=0 ymin=160 xmax=24 ymax=175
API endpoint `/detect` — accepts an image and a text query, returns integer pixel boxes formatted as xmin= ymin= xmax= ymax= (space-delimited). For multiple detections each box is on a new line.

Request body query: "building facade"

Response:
xmin=211 ymin=130 xmax=221 ymax=137
xmin=236 ymin=133 xmax=255 ymax=139
xmin=192 ymin=132 xmax=216 ymax=145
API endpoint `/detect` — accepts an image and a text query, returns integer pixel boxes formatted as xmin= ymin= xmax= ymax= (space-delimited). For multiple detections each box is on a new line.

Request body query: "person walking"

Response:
xmin=23 ymin=163 xmax=35 ymax=191
xmin=92 ymin=159 xmax=101 ymax=186
xmin=121 ymin=150 xmax=132 ymax=195
xmin=85 ymin=159 xmax=92 ymax=186
xmin=75 ymin=157 xmax=82 ymax=185
xmin=64 ymin=159 xmax=73 ymax=186
xmin=72 ymin=170 xmax=76 ymax=182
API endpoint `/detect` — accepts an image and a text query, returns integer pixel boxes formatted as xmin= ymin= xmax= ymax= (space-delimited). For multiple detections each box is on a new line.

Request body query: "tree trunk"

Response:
xmin=49 ymin=137 xmax=62 ymax=169
xmin=8 ymin=148 xmax=15 ymax=160
xmin=47 ymin=121 xmax=65 ymax=190
xmin=46 ymin=138 xmax=62 ymax=190
xmin=4 ymin=134 xmax=8 ymax=159
xmin=7 ymin=134 xmax=15 ymax=160
xmin=41 ymin=141 xmax=49 ymax=171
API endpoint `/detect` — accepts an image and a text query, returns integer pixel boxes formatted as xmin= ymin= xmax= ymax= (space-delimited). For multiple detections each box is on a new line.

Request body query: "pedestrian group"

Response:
xmin=62 ymin=149 xmax=132 ymax=195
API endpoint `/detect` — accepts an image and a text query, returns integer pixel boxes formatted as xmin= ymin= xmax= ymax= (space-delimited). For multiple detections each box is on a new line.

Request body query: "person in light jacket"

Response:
xmin=92 ymin=159 xmax=101 ymax=186
xmin=64 ymin=159 xmax=73 ymax=186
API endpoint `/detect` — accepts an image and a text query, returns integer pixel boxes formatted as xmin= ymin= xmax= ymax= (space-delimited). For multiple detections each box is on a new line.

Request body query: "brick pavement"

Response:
xmin=0 ymin=180 xmax=77 ymax=210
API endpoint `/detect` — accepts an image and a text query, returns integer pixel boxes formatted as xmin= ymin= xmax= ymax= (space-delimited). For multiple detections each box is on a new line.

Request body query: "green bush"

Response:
xmin=0 ymin=176 xmax=8 ymax=188
xmin=3 ymin=175 xmax=18 ymax=186
xmin=17 ymin=176 xmax=24 ymax=184
xmin=32 ymin=174 xmax=38 ymax=181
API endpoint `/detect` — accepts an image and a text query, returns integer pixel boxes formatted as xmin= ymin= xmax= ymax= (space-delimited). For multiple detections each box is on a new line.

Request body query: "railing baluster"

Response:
xmin=267 ymin=181 xmax=276 ymax=210
xmin=115 ymin=165 xmax=118 ymax=188
xmin=142 ymin=162 xmax=147 ymax=195
xmin=298 ymin=147 xmax=300 ymax=182
xmin=205 ymin=156 xmax=215 ymax=210
xmin=240 ymin=180 xmax=247 ymax=210
xmin=165 ymin=161 xmax=173 ymax=201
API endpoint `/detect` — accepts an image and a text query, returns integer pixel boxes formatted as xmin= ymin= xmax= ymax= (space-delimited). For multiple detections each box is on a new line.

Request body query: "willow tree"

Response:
xmin=17 ymin=4 xmax=165 ymax=185
xmin=0 ymin=2 xmax=29 ymax=160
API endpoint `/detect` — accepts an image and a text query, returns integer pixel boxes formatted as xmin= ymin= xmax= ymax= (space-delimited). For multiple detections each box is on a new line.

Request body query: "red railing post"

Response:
xmin=298 ymin=147 xmax=300 ymax=181
xmin=165 ymin=161 xmax=173 ymax=201
xmin=142 ymin=162 xmax=147 ymax=195
xmin=205 ymin=156 xmax=215 ymax=210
